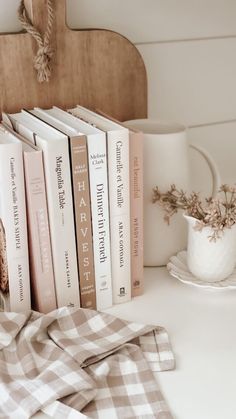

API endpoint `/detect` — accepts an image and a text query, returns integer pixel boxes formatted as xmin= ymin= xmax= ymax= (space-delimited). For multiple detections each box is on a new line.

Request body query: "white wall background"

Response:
xmin=0 ymin=0 xmax=236 ymax=194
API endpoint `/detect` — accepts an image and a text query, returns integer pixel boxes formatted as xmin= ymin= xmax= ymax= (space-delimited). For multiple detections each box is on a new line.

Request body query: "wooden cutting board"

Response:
xmin=0 ymin=0 xmax=147 ymax=121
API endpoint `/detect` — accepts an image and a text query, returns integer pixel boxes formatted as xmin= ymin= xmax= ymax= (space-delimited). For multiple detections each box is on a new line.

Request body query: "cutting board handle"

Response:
xmin=0 ymin=0 xmax=147 ymax=118
xmin=23 ymin=0 xmax=68 ymax=35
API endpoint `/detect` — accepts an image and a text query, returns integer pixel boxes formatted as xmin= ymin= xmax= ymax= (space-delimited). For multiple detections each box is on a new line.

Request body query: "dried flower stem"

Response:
xmin=152 ymin=184 xmax=236 ymax=241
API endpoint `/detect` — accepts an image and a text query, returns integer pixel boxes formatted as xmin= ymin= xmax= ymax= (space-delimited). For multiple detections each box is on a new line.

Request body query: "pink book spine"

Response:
xmin=130 ymin=131 xmax=144 ymax=297
xmin=23 ymin=150 xmax=57 ymax=313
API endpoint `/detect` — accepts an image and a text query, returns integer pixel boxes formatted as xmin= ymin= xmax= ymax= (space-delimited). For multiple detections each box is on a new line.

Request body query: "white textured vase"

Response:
xmin=184 ymin=214 xmax=236 ymax=282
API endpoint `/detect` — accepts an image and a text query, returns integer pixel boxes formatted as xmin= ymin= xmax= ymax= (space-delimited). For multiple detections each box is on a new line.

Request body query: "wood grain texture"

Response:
xmin=0 ymin=0 xmax=147 ymax=121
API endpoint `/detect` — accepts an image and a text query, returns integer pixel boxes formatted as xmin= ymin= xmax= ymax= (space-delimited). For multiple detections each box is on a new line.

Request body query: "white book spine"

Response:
xmin=107 ymin=130 xmax=131 ymax=303
xmin=0 ymin=142 xmax=31 ymax=312
xmin=87 ymin=133 xmax=112 ymax=310
xmin=34 ymin=138 xmax=80 ymax=308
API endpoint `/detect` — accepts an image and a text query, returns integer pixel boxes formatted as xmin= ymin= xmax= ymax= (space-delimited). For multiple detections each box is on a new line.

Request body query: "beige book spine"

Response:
xmin=0 ymin=140 xmax=31 ymax=312
xmin=70 ymin=136 xmax=96 ymax=309
xmin=23 ymin=150 xmax=57 ymax=313
xmin=130 ymin=131 xmax=144 ymax=297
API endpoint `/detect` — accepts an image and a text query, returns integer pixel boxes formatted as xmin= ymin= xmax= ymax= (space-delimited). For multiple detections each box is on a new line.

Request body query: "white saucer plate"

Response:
xmin=167 ymin=251 xmax=236 ymax=289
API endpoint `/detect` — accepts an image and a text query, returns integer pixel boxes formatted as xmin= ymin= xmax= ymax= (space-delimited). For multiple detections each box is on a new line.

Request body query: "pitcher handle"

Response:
xmin=189 ymin=144 xmax=221 ymax=198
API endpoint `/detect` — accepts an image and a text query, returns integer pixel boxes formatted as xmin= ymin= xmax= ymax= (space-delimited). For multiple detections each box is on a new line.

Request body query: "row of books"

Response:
xmin=0 ymin=106 xmax=143 ymax=313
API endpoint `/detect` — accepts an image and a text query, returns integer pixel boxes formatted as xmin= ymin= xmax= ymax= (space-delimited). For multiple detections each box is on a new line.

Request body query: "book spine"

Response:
xmin=23 ymin=150 xmax=57 ymax=313
xmin=35 ymin=138 xmax=80 ymax=308
xmin=129 ymin=132 xmax=144 ymax=297
xmin=70 ymin=136 xmax=97 ymax=309
xmin=107 ymin=130 xmax=131 ymax=304
xmin=87 ymin=134 xmax=112 ymax=310
xmin=0 ymin=142 xmax=31 ymax=312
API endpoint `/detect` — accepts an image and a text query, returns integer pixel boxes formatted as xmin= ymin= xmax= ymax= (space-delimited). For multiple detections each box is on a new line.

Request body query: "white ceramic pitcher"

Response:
xmin=124 ymin=119 xmax=221 ymax=266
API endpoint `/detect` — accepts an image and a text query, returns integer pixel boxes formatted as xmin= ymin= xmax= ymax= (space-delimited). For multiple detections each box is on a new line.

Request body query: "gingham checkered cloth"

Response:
xmin=0 ymin=307 xmax=175 ymax=419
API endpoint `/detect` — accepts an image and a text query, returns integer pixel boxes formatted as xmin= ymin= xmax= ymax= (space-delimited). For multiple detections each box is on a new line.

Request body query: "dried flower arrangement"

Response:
xmin=152 ymin=184 xmax=236 ymax=241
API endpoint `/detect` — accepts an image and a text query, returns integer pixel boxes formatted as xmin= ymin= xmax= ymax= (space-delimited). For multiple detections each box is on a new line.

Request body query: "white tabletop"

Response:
xmin=107 ymin=267 xmax=236 ymax=419
xmin=33 ymin=267 xmax=236 ymax=419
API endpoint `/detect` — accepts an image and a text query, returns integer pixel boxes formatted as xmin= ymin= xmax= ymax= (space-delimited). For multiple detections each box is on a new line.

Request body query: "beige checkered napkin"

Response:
xmin=0 ymin=308 xmax=174 ymax=418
